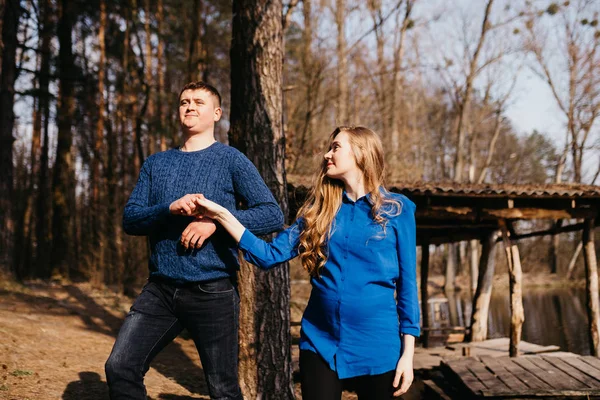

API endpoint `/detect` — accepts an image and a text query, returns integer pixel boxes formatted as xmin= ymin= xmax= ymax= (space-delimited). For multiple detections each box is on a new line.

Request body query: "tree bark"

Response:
xmin=566 ymin=241 xmax=582 ymax=280
xmin=335 ymin=0 xmax=348 ymax=124
xmin=444 ymin=243 xmax=457 ymax=291
xmin=230 ymin=0 xmax=293 ymax=398
xmin=469 ymin=231 xmax=498 ymax=342
xmin=35 ymin=0 xmax=53 ymax=278
xmin=0 ymin=0 xmax=21 ymax=276
xmin=389 ymin=1 xmax=413 ymax=165
xmin=50 ymin=0 xmax=77 ymax=279
xmin=420 ymin=240 xmax=430 ymax=348
xmin=187 ymin=0 xmax=205 ymax=82
xmin=582 ymin=219 xmax=599 ymax=356
xmin=453 ymin=0 xmax=494 ymax=182
xmin=469 ymin=239 xmax=479 ymax=295
xmin=0 ymin=0 xmax=5 ymax=66
xmin=499 ymin=219 xmax=524 ymax=357
xmin=157 ymin=0 xmax=167 ymax=151
xmin=91 ymin=0 xmax=107 ymax=283
xmin=144 ymin=0 xmax=155 ymax=155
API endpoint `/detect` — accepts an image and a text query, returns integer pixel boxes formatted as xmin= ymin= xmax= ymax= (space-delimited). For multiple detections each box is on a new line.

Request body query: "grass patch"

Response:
xmin=10 ymin=369 xmax=33 ymax=377
xmin=0 ymin=384 xmax=8 ymax=391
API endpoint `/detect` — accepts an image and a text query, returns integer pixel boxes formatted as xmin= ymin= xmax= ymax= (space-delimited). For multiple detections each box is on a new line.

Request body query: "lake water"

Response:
xmin=431 ymin=287 xmax=593 ymax=355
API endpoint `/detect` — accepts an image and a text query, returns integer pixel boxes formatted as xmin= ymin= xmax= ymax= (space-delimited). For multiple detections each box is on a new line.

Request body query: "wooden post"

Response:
xmin=498 ymin=219 xmax=524 ymax=357
xmin=444 ymin=243 xmax=457 ymax=291
xmin=420 ymin=240 xmax=430 ymax=348
xmin=582 ymin=218 xmax=600 ymax=356
xmin=469 ymin=231 xmax=498 ymax=342
xmin=469 ymin=239 xmax=479 ymax=296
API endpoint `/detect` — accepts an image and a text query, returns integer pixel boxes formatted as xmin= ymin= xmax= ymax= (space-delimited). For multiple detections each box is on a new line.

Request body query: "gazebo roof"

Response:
xmin=287 ymin=180 xmax=600 ymax=245
xmin=387 ymin=182 xmax=600 ymax=199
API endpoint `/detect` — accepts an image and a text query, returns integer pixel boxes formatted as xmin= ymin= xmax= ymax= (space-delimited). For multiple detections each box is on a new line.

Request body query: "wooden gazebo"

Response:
xmin=288 ymin=182 xmax=600 ymax=357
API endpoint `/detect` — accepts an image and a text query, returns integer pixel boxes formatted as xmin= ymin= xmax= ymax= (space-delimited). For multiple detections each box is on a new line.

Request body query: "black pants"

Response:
xmin=105 ymin=278 xmax=243 ymax=400
xmin=299 ymin=350 xmax=397 ymax=400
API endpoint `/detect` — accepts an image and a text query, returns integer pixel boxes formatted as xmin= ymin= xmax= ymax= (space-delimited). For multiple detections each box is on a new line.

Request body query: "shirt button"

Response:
xmin=341 ymin=276 xmax=345 ymax=281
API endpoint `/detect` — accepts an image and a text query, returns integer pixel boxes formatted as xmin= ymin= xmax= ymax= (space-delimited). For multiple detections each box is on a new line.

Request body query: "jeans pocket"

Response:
xmin=196 ymin=278 xmax=234 ymax=295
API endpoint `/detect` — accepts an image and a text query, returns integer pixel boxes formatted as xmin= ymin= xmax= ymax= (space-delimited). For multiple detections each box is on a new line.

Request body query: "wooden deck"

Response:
xmin=441 ymin=355 xmax=600 ymax=399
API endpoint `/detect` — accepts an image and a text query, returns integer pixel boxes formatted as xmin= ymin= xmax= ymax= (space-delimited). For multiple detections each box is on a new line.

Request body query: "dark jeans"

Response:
xmin=105 ymin=278 xmax=242 ymax=400
xmin=299 ymin=350 xmax=397 ymax=400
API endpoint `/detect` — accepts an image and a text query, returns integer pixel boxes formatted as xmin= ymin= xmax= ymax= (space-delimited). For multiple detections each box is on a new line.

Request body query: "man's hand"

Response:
xmin=181 ymin=217 xmax=217 ymax=249
xmin=393 ymin=353 xmax=414 ymax=397
xmin=169 ymin=194 xmax=202 ymax=216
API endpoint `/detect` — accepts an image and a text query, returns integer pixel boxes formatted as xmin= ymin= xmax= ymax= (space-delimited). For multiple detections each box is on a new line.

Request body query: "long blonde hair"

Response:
xmin=297 ymin=126 xmax=401 ymax=278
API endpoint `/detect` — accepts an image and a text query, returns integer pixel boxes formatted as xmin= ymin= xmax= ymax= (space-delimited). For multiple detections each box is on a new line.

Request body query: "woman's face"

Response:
xmin=324 ymin=131 xmax=360 ymax=180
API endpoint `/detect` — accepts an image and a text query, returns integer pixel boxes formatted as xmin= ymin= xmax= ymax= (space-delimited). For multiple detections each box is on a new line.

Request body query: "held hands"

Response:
xmin=192 ymin=194 xmax=228 ymax=219
xmin=169 ymin=194 xmax=204 ymax=216
xmin=393 ymin=353 xmax=414 ymax=397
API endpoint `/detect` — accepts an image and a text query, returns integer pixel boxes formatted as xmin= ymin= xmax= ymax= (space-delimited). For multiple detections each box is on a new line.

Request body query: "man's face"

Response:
xmin=179 ymin=89 xmax=222 ymax=134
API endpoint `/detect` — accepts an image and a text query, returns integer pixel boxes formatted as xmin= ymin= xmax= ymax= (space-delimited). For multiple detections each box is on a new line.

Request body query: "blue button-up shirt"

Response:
xmin=238 ymin=191 xmax=420 ymax=379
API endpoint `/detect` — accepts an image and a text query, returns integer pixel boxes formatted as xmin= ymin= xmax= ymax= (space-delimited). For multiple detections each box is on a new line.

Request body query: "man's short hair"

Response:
xmin=179 ymin=81 xmax=222 ymax=108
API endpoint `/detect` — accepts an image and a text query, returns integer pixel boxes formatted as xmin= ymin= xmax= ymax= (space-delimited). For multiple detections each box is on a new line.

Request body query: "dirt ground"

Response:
xmin=1 ymin=270 xmax=573 ymax=400
xmin=2 ymin=278 xmax=414 ymax=400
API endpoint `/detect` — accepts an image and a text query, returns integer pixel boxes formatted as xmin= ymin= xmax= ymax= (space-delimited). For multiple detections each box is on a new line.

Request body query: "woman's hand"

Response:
xmin=169 ymin=193 xmax=203 ymax=216
xmin=193 ymin=194 xmax=227 ymax=219
xmin=393 ymin=353 xmax=414 ymax=397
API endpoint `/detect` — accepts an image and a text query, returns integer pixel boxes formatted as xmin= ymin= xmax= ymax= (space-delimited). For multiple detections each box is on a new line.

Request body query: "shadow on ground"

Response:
xmin=3 ymin=282 xmax=210 ymax=398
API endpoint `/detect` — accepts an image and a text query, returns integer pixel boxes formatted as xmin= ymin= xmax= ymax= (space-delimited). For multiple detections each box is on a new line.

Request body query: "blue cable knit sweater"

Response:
xmin=123 ymin=141 xmax=284 ymax=283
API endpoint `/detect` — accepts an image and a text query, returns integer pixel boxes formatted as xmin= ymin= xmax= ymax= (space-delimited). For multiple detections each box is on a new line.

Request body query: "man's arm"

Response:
xmin=123 ymin=159 xmax=205 ymax=235
xmin=123 ymin=159 xmax=171 ymax=236
xmin=230 ymin=153 xmax=284 ymax=235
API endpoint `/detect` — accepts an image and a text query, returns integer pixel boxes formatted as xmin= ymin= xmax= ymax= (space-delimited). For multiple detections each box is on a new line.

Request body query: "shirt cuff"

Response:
xmin=159 ymin=202 xmax=171 ymax=218
xmin=238 ymin=229 xmax=260 ymax=251
xmin=400 ymin=326 xmax=421 ymax=337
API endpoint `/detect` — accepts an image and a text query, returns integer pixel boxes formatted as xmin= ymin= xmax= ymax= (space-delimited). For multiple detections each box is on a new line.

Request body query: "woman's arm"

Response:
xmin=393 ymin=334 xmax=415 ymax=396
xmin=195 ymin=197 xmax=247 ymax=242
xmin=195 ymin=196 xmax=301 ymax=269
xmin=392 ymin=196 xmax=420 ymax=396
xmin=395 ymin=197 xmax=420 ymax=337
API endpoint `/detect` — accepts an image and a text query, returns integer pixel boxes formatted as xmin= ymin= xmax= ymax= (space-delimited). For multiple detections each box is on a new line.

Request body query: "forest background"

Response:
xmin=1 ymin=0 xmax=600 ymax=397
xmin=1 ymin=0 xmax=599 ymax=286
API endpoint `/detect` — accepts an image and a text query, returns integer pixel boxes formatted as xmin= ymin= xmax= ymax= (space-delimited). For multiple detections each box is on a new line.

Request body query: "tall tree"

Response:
xmin=389 ymin=0 xmax=415 ymax=165
xmin=90 ymin=0 xmax=107 ymax=282
xmin=525 ymin=0 xmax=600 ymax=184
xmin=50 ymin=0 xmax=77 ymax=279
xmin=335 ymin=0 xmax=348 ymax=124
xmin=35 ymin=0 xmax=54 ymax=277
xmin=230 ymin=0 xmax=293 ymax=398
xmin=0 ymin=0 xmax=22 ymax=276
xmin=453 ymin=0 xmax=494 ymax=183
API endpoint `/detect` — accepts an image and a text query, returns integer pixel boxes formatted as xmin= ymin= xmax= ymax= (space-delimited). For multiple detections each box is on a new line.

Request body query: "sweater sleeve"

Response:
xmin=122 ymin=158 xmax=171 ymax=236
xmin=395 ymin=196 xmax=421 ymax=337
xmin=237 ymin=219 xmax=302 ymax=269
xmin=230 ymin=152 xmax=284 ymax=235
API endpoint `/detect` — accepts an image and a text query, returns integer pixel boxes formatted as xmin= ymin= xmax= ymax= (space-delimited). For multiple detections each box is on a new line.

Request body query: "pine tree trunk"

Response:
xmin=230 ymin=0 xmax=293 ymax=397
xmin=92 ymin=0 xmax=107 ymax=283
xmin=0 ymin=0 xmax=21 ymax=277
xmin=50 ymin=0 xmax=77 ymax=279
xmin=35 ymin=0 xmax=53 ymax=278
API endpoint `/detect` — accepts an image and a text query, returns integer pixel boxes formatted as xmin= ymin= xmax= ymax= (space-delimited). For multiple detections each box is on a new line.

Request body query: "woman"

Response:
xmin=188 ymin=126 xmax=419 ymax=399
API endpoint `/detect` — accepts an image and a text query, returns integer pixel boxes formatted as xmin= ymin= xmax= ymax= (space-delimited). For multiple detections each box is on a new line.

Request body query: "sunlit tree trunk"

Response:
xmin=230 ymin=0 xmax=293 ymax=397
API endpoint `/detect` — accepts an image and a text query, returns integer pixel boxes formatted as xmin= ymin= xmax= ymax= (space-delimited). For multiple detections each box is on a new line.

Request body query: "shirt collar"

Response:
xmin=342 ymin=190 xmax=372 ymax=205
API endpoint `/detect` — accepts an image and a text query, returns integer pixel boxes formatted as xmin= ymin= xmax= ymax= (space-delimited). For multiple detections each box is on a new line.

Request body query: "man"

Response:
xmin=105 ymin=81 xmax=284 ymax=400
